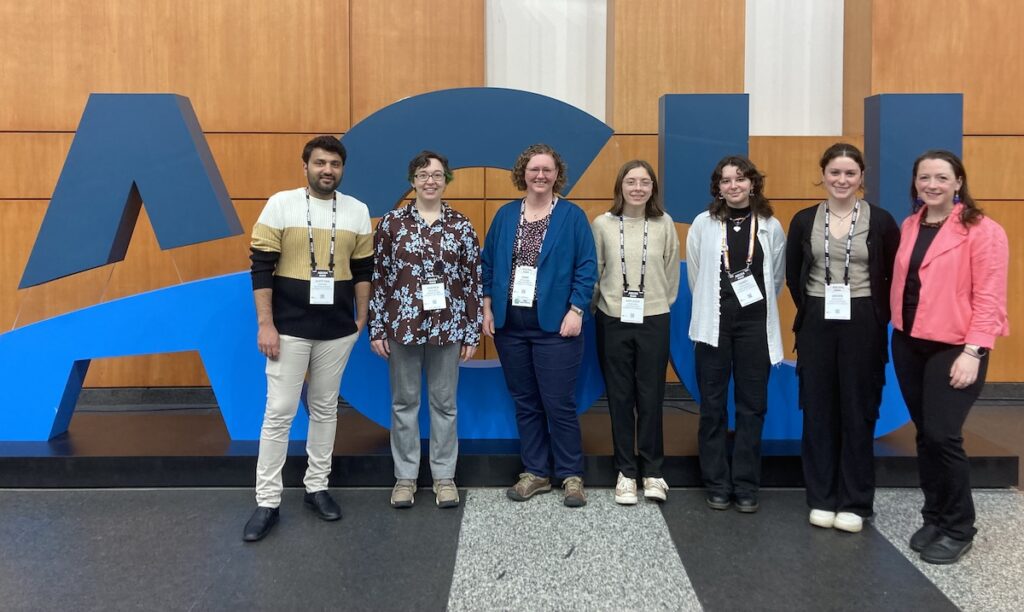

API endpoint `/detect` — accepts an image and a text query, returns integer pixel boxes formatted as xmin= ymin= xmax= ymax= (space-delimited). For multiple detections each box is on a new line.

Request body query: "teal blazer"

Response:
xmin=482 ymin=199 xmax=597 ymax=332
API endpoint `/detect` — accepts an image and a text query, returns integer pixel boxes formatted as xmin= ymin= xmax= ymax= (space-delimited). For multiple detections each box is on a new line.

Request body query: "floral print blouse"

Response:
xmin=370 ymin=202 xmax=482 ymax=346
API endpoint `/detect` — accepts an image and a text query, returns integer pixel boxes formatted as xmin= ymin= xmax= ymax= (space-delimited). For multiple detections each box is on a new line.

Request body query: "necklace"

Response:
xmin=827 ymin=206 xmax=855 ymax=222
xmin=730 ymin=212 xmax=751 ymax=232
xmin=921 ymin=213 xmax=950 ymax=229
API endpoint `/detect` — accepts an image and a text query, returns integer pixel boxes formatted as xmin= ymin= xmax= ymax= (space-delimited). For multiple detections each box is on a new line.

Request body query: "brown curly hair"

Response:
xmin=510 ymin=143 xmax=567 ymax=195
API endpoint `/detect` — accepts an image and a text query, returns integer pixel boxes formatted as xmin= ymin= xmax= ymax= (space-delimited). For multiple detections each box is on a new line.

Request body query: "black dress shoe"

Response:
xmin=909 ymin=524 xmax=942 ymax=552
xmin=705 ymin=492 xmax=732 ymax=511
xmin=734 ymin=495 xmax=759 ymax=513
xmin=920 ymin=534 xmax=972 ymax=565
xmin=243 ymin=506 xmax=279 ymax=542
xmin=304 ymin=490 xmax=342 ymax=521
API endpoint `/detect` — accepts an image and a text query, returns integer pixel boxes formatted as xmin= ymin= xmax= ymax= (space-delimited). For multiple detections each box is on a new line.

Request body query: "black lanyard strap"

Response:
xmin=823 ymin=200 xmax=860 ymax=285
xmin=306 ymin=189 xmax=337 ymax=272
xmin=619 ymin=215 xmax=649 ymax=293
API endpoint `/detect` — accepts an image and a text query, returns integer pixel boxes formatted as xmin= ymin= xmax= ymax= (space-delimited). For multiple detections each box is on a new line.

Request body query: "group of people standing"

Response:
xmin=242 ymin=136 xmax=1008 ymax=567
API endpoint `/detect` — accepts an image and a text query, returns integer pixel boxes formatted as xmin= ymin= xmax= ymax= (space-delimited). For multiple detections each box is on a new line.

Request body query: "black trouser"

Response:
xmin=891 ymin=330 xmax=986 ymax=542
xmin=695 ymin=296 xmax=770 ymax=497
xmin=595 ymin=310 xmax=670 ymax=479
xmin=796 ymin=296 xmax=884 ymax=517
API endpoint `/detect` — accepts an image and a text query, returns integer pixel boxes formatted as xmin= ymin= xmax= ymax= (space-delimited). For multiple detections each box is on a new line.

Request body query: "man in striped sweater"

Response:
xmin=243 ymin=135 xmax=373 ymax=542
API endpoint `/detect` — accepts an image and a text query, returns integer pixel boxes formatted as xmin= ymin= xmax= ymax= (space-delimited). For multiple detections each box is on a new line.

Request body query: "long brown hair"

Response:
xmin=910 ymin=150 xmax=983 ymax=227
xmin=609 ymin=160 xmax=665 ymax=217
xmin=707 ymin=155 xmax=773 ymax=220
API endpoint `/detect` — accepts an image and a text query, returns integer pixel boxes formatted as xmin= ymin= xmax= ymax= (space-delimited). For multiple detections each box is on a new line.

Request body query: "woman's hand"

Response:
xmin=559 ymin=309 xmax=582 ymax=337
xmin=949 ymin=351 xmax=980 ymax=389
xmin=482 ymin=300 xmax=495 ymax=338
xmin=370 ymin=338 xmax=390 ymax=359
xmin=460 ymin=344 xmax=477 ymax=362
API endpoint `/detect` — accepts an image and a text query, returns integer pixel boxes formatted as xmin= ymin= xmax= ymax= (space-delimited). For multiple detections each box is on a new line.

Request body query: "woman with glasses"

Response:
xmin=369 ymin=150 xmax=482 ymax=510
xmin=786 ymin=143 xmax=900 ymax=534
xmin=890 ymin=150 xmax=1008 ymax=564
xmin=592 ymin=160 xmax=679 ymax=505
xmin=482 ymin=143 xmax=598 ymax=508
xmin=687 ymin=155 xmax=785 ymax=513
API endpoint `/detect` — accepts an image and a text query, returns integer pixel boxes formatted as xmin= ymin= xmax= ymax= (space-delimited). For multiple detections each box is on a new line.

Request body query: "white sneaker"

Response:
xmin=809 ymin=509 xmax=836 ymax=528
xmin=642 ymin=477 xmax=668 ymax=502
xmin=614 ymin=472 xmax=638 ymax=505
xmin=833 ymin=512 xmax=864 ymax=533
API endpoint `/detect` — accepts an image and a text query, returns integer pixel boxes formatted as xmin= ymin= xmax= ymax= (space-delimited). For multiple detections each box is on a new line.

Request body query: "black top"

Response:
xmin=902 ymin=224 xmax=941 ymax=335
xmin=785 ymin=202 xmax=900 ymax=361
xmin=719 ymin=206 xmax=766 ymax=319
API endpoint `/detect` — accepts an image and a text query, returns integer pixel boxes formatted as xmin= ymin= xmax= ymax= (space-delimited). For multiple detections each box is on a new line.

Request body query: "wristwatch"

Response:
xmin=569 ymin=304 xmax=584 ymax=316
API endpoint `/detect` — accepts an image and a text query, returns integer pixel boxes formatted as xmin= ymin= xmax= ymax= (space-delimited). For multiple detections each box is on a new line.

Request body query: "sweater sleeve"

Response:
xmin=664 ymin=217 xmax=681 ymax=305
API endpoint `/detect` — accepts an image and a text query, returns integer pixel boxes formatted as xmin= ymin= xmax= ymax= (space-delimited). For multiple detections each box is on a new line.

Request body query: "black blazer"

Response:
xmin=785 ymin=202 xmax=900 ymax=359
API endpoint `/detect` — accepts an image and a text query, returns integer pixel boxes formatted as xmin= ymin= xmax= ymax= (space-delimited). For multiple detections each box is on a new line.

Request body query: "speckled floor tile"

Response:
xmin=874 ymin=488 xmax=1024 ymax=612
xmin=447 ymin=488 xmax=700 ymax=611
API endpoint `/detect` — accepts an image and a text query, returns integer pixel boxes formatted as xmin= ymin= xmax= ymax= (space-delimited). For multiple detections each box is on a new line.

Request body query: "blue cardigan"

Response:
xmin=482 ymin=199 xmax=598 ymax=332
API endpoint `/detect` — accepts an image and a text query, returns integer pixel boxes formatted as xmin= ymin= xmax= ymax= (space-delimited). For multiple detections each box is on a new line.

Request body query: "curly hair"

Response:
xmin=910 ymin=150 xmax=983 ymax=227
xmin=510 ymin=143 xmax=567 ymax=195
xmin=707 ymin=155 xmax=773 ymax=220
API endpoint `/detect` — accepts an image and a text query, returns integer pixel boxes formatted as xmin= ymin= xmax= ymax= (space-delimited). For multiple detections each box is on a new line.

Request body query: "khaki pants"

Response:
xmin=255 ymin=332 xmax=359 ymax=508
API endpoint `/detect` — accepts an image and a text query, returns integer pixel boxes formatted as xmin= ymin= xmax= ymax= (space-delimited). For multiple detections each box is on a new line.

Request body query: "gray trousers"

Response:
xmin=388 ymin=341 xmax=460 ymax=480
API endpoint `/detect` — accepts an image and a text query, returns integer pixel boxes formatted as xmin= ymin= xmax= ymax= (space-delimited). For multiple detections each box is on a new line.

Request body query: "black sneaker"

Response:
xmin=734 ymin=495 xmax=759 ymax=513
xmin=909 ymin=524 xmax=942 ymax=552
xmin=243 ymin=506 xmax=279 ymax=542
xmin=705 ymin=492 xmax=731 ymax=511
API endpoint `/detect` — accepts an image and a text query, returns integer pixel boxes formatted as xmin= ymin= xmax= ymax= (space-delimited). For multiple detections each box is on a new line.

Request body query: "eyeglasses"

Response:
xmin=525 ymin=167 xmax=556 ymax=175
xmin=414 ymin=171 xmax=446 ymax=182
xmin=623 ymin=179 xmax=653 ymax=188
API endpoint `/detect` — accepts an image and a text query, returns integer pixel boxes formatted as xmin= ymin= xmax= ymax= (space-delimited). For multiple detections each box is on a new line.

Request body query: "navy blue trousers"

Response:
xmin=494 ymin=304 xmax=585 ymax=479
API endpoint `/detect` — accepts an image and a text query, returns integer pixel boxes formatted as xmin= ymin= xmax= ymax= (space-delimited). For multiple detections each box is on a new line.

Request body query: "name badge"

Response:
xmin=729 ymin=269 xmax=763 ymax=307
xmin=620 ymin=290 xmax=645 ymax=324
xmin=511 ymin=265 xmax=537 ymax=307
xmin=309 ymin=269 xmax=334 ymax=305
xmin=824 ymin=283 xmax=851 ymax=320
xmin=422 ymin=279 xmax=447 ymax=311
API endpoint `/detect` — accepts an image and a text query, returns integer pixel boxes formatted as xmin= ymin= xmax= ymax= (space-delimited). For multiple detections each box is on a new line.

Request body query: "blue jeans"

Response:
xmin=494 ymin=304 xmax=584 ymax=479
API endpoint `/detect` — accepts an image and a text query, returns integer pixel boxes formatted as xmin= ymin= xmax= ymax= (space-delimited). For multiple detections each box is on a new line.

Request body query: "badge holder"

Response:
xmin=422 ymin=276 xmax=447 ymax=311
xmin=620 ymin=290 xmax=645 ymax=324
xmin=309 ymin=269 xmax=334 ymax=305
xmin=729 ymin=269 xmax=763 ymax=307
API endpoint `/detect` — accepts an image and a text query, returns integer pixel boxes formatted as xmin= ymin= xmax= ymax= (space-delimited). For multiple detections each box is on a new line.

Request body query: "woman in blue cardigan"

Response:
xmin=482 ymin=143 xmax=598 ymax=508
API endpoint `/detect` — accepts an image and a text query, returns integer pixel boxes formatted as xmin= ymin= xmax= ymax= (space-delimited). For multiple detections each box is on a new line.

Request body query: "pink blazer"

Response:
xmin=891 ymin=204 xmax=1009 ymax=349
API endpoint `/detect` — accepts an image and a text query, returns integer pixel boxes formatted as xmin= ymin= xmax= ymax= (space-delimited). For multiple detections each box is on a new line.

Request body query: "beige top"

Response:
xmin=591 ymin=212 xmax=680 ymax=317
xmin=807 ymin=202 xmax=872 ymax=298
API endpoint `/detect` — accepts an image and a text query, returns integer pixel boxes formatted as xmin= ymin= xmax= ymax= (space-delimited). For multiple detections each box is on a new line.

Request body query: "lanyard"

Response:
xmin=411 ymin=203 xmax=447 ymax=279
xmin=619 ymin=215 xmax=649 ymax=293
xmin=720 ymin=214 xmax=757 ymax=274
xmin=823 ymin=200 xmax=860 ymax=285
xmin=513 ymin=197 xmax=557 ymax=260
xmin=306 ymin=189 xmax=337 ymax=272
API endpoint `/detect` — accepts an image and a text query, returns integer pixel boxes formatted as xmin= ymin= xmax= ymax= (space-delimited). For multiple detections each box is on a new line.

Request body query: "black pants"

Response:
xmin=796 ymin=297 xmax=884 ymax=517
xmin=891 ymin=329 xmax=987 ymax=542
xmin=595 ymin=310 xmax=670 ymax=479
xmin=695 ymin=298 xmax=770 ymax=497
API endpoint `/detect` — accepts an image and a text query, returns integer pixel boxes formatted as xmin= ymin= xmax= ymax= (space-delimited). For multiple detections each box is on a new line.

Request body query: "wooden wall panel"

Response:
xmin=977 ymin=201 xmax=1024 ymax=383
xmin=963 ymin=137 xmax=1024 ymax=201
xmin=0 ymin=0 xmax=350 ymax=133
xmin=0 ymin=134 xmax=74 ymax=199
xmin=348 ymin=0 xmax=484 ymax=126
xmin=607 ymin=0 xmax=745 ymax=133
xmin=0 ymin=202 xmax=47 ymax=331
xmin=842 ymin=0 xmax=873 ymax=135
xmin=750 ymin=136 xmax=864 ymax=201
xmin=869 ymin=0 xmax=1024 ymax=135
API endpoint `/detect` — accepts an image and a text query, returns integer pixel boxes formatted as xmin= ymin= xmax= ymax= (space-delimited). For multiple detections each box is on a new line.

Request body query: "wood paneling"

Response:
xmin=0 ymin=0 xmax=350 ymax=133
xmin=977 ymin=201 xmax=1024 ymax=382
xmin=348 ymin=0 xmax=484 ymax=126
xmin=607 ymin=0 xmax=745 ymax=133
xmin=750 ymin=136 xmax=864 ymax=201
xmin=842 ymin=0 xmax=873 ymax=134
xmin=0 ymin=201 xmax=47 ymax=331
xmin=84 ymin=352 xmax=209 ymax=387
xmin=0 ymin=134 xmax=74 ymax=199
xmin=964 ymin=137 xmax=1024 ymax=201
xmin=869 ymin=0 xmax=1024 ymax=135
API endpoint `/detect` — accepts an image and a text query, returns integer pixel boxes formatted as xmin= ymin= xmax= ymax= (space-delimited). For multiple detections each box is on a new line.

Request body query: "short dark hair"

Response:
xmin=910 ymin=149 xmax=983 ymax=226
xmin=510 ymin=143 xmax=567 ymax=194
xmin=707 ymin=155 xmax=773 ymax=220
xmin=302 ymin=135 xmax=347 ymax=165
xmin=609 ymin=160 xmax=665 ymax=217
xmin=407 ymin=150 xmax=454 ymax=183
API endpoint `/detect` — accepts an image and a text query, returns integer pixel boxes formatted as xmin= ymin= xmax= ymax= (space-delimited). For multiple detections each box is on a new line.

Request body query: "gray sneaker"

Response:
xmin=562 ymin=476 xmax=587 ymax=507
xmin=433 ymin=479 xmax=460 ymax=508
xmin=390 ymin=479 xmax=417 ymax=508
xmin=506 ymin=473 xmax=552 ymax=501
